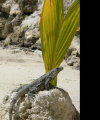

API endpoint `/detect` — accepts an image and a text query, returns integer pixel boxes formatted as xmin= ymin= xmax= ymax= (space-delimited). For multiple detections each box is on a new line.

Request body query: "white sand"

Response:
xmin=0 ymin=47 xmax=80 ymax=112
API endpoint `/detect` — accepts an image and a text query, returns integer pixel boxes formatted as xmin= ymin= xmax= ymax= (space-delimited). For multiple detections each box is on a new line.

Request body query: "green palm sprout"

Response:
xmin=40 ymin=0 xmax=80 ymax=86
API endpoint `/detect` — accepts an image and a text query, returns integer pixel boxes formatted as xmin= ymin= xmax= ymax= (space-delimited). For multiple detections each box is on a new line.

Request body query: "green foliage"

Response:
xmin=40 ymin=0 xmax=80 ymax=86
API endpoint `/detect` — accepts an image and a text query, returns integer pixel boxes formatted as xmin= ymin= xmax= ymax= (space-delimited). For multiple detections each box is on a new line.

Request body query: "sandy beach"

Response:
xmin=0 ymin=46 xmax=80 ymax=112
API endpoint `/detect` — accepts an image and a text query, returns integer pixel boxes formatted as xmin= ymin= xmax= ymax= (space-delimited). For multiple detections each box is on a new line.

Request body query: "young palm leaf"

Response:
xmin=40 ymin=0 xmax=80 ymax=86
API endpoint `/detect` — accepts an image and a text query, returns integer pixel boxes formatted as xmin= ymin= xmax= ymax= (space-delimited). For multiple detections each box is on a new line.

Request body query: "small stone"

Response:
xmin=67 ymin=55 xmax=80 ymax=66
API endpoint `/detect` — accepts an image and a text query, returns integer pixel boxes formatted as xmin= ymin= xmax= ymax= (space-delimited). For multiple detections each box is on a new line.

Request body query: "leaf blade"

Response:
xmin=40 ymin=0 xmax=64 ymax=72
xmin=53 ymin=0 xmax=80 ymax=67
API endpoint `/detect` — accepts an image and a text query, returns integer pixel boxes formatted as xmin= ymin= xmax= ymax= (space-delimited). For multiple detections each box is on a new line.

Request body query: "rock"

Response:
xmin=10 ymin=1 xmax=21 ymax=15
xmin=0 ymin=17 xmax=7 ymax=38
xmin=18 ymin=0 xmax=38 ymax=13
xmin=3 ymin=15 xmax=14 ymax=38
xmin=63 ymin=0 xmax=74 ymax=16
xmin=30 ymin=39 xmax=41 ymax=50
xmin=71 ymin=36 xmax=80 ymax=55
xmin=0 ymin=0 xmax=21 ymax=15
xmin=20 ymin=11 xmax=40 ymax=42
xmin=37 ymin=0 xmax=44 ymax=15
xmin=65 ymin=35 xmax=80 ymax=69
xmin=0 ymin=0 xmax=6 ymax=9
xmin=11 ymin=13 xmax=25 ymax=26
xmin=67 ymin=55 xmax=80 ymax=66
xmin=4 ymin=32 xmax=23 ymax=46
xmin=0 ymin=11 xmax=11 ymax=39
xmin=33 ymin=50 xmax=42 ymax=57
xmin=72 ymin=63 xmax=80 ymax=70
xmin=64 ymin=47 xmax=75 ymax=60
xmin=0 ymin=10 xmax=9 ymax=18
xmin=0 ymin=87 xmax=80 ymax=120
xmin=71 ymin=50 xmax=78 ymax=56
xmin=19 ymin=42 xmax=33 ymax=48
xmin=0 ymin=0 xmax=42 ymax=45
xmin=4 ymin=33 xmax=12 ymax=46
xmin=25 ymin=28 xmax=40 ymax=43
xmin=0 ymin=0 xmax=43 ymax=45
xmin=0 ymin=0 xmax=11 ymax=14
xmin=13 ymin=26 xmax=21 ymax=34
xmin=0 ymin=0 xmax=6 ymax=3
